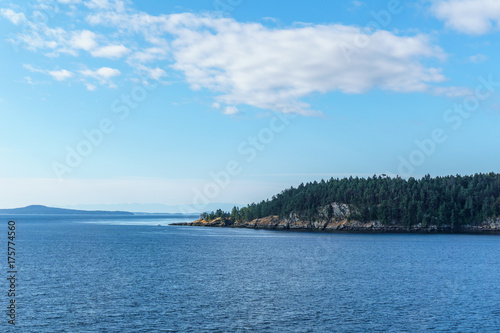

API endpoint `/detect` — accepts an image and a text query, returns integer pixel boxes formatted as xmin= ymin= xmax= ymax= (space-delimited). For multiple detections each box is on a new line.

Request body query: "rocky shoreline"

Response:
xmin=170 ymin=215 xmax=500 ymax=234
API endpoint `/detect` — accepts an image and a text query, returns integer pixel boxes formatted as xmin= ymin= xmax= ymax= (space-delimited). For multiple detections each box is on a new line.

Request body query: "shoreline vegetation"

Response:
xmin=172 ymin=173 xmax=500 ymax=234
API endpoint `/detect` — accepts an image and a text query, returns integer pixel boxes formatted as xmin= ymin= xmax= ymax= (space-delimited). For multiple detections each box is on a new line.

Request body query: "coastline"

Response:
xmin=170 ymin=216 xmax=500 ymax=234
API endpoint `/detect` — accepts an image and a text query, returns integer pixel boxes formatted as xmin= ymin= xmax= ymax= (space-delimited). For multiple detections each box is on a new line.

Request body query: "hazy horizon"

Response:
xmin=3 ymin=202 xmax=244 ymax=214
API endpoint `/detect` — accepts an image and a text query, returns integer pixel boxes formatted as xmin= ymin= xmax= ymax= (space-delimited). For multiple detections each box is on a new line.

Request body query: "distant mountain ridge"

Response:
xmin=0 ymin=205 xmax=134 ymax=215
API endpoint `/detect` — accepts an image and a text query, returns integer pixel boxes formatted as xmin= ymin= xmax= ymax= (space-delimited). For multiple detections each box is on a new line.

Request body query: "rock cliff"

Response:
xmin=171 ymin=203 xmax=500 ymax=234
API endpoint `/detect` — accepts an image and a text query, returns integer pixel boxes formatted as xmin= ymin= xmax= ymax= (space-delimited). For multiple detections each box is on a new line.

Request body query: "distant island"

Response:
xmin=0 ymin=205 xmax=135 ymax=216
xmin=0 ymin=205 xmax=202 ymax=219
xmin=172 ymin=173 xmax=500 ymax=233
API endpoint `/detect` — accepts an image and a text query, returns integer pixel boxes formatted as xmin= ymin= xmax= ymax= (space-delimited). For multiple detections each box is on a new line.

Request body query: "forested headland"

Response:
xmin=189 ymin=173 xmax=500 ymax=231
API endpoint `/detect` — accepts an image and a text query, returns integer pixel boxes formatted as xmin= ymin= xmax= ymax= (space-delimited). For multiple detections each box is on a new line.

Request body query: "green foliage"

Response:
xmin=204 ymin=173 xmax=500 ymax=226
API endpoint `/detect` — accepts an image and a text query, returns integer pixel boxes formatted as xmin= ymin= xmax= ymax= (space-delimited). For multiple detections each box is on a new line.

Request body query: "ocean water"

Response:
xmin=2 ymin=215 xmax=500 ymax=332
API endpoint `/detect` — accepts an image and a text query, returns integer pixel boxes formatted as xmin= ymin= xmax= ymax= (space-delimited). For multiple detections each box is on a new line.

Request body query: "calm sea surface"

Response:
xmin=2 ymin=215 xmax=500 ymax=332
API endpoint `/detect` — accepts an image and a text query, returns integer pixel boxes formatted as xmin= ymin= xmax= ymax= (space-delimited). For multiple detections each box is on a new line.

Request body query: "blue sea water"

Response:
xmin=2 ymin=215 xmax=500 ymax=332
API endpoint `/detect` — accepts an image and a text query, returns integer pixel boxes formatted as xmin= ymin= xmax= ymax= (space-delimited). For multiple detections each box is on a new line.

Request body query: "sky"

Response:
xmin=0 ymin=0 xmax=499 ymax=212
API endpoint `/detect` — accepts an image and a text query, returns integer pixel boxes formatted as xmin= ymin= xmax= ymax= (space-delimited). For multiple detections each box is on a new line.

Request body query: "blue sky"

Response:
xmin=0 ymin=0 xmax=499 ymax=212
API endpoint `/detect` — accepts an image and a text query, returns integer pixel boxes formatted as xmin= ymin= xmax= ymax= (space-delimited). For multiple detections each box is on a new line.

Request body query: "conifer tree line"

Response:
xmin=201 ymin=173 xmax=500 ymax=226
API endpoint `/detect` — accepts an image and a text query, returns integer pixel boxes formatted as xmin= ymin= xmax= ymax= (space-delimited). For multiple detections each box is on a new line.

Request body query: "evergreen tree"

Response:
xmin=203 ymin=173 xmax=500 ymax=226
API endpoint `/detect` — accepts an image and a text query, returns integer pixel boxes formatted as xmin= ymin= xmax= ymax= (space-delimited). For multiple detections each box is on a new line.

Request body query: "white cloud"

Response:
xmin=0 ymin=9 xmax=26 ymax=25
xmin=79 ymin=67 xmax=120 ymax=89
xmin=147 ymin=68 xmax=166 ymax=80
xmin=85 ymin=83 xmax=97 ymax=91
xmin=431 ymin=0 xmax=500 ymax=35
xmin=90 ymin=44 xmax=130 ymax=58
xmin=75 ymin=10 xmax=465 ymax=115
xmin=81 ymin=66 xmax=121 ymax=79
xmin=24 ymin=64 xmax=44 ymax=73
xmin=58 ymin=0 xmax=82 ymax=4
xmin=84 ymin=0 xmax=126 ymax=11
xmin=262 ymin=17 xmax=278 ymax=23
xmin=24 ymin=76 xmax=36 ymax=85
xmin=164 ymin=15 xmax=449 ymax=115
xmin=469 ymin=53 xmax=488 ymax=63
xmin=48 ymin=69 xmax=74 ymax=81
xmin=349 ymin=0 xmax=365 ymax=9
xmin=17 ymin=31 xmax=60 ymax=53
xmin=26 ymin=62 xmax=120 ymax=88
xmin=432 ymin=86 xmax=473 ymax=97
xmin=84 ymin=0 xmax=110 ymax=9
xmin=135 ymin=65 xmax=166 ymax=80
xmin=97 ymin=67 xmax=120 ymax=78
xmin=223 ymin=106 xmax=239 ymax=115
xmin=24 ymin=64 xmax=74 ymax=82
xmin=127 ymin=47 xmax=168 ymax=63
xmin=70 ymin=30 xmax=98 ymax=51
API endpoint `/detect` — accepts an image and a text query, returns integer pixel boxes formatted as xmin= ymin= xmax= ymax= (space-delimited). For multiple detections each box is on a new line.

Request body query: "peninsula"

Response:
xmin=172 ymin=173 xmax=500 ymax=233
